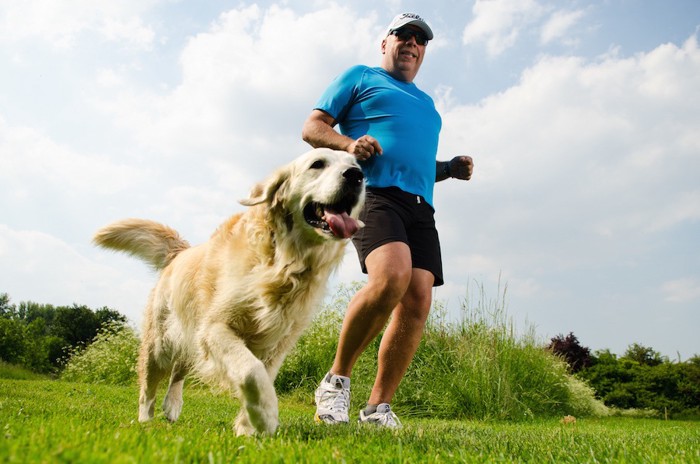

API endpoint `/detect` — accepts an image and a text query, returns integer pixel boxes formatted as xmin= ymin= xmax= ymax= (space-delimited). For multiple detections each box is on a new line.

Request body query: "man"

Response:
xmin=301 ymin=12 xmax=474 ymax=428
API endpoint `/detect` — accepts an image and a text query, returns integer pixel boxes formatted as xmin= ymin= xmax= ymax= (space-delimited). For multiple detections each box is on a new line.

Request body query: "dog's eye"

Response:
xmin=310 ymin=160 xmax=326 ymax=170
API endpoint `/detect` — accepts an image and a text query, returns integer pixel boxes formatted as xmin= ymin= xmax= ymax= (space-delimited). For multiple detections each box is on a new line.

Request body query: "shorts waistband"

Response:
xmin=367 ymin=186 xmax=430 ymax=208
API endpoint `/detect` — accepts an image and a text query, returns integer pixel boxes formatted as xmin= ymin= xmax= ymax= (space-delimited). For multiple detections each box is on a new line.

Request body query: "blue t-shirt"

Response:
xmin=314 ymin=65 xmax=442 ymax=206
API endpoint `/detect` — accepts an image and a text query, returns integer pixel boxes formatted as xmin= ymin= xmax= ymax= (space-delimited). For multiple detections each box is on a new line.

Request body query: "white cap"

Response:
xmin=386 ymin=12 xmax=434 ymax=40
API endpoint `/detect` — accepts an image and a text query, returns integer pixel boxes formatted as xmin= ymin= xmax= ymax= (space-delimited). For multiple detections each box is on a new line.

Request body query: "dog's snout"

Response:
xmin=343 ymin=167 xmax=364 ymax=184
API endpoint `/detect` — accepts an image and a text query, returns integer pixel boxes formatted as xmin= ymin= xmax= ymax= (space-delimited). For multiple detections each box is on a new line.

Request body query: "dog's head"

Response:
xmin=240 ymin=148 xmax=365 ymax=241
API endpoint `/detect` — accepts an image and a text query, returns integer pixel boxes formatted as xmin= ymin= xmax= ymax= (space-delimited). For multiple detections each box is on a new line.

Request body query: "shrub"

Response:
xmin=579 ymin=349 xmax=700 ymax=418
xmin=547 ymin=332 xmax=592 ymax=373
xmin=397 ymin=295 xmax=607 ymax=420
xmin=0 ymin=294 xmax=128 ymax=373
xmin=0 ymin=318 xmax=25 ymax=364
xmin=53 ymin=281 xmax=608 ymax=419
xmin=61 ymin=321 xmax=139 ymax=386
xmin=277 ymin=281 xmax=608 ymax=420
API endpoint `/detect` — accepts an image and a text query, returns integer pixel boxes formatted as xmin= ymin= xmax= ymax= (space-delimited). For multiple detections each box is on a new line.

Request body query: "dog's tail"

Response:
xmin=93 ymin=218 xmax=190 ymax=271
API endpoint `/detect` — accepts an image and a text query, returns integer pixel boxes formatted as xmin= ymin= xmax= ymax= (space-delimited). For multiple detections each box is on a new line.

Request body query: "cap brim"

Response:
xmin=390 ymin=18 xmax=434 ymax=40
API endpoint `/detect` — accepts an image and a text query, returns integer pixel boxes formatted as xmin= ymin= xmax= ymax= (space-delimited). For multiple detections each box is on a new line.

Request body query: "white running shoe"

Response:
xmin=314 ymin=373 xmax=350 ymax=424
xmin=358 ymin=403 xmax=402 ymax=429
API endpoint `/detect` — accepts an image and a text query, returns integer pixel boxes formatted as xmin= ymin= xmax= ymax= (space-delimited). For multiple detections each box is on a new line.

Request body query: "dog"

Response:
xmin=93 ymin=148 xmax=365 ymax=435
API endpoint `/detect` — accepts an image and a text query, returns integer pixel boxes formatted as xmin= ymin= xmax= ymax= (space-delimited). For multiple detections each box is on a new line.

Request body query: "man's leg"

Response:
xmin=368 ymin=268 xmax=434 ymax=405
xmin=330 ymin=242 xmax=412 ymax=377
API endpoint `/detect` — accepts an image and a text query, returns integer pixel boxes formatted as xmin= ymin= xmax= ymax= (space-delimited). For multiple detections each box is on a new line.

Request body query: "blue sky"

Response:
xmin=1 ymin=0 xmax=698 ymax=359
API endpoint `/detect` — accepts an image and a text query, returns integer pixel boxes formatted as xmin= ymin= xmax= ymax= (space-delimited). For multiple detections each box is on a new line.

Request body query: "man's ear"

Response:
xmin=239 ymin=167 xmax=290 ymax=207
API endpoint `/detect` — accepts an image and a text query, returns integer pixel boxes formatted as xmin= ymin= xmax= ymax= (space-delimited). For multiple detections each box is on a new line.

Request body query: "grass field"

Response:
xmin=1 ymin=378 xmax=699 ymax=463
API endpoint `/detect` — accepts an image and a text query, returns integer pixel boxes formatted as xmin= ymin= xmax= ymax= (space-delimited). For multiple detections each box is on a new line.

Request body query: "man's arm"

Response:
xmin=302 ymin=110 xmax=351 ymax=150
xmin=302 ymin=109 xmax=383 ymax=161
xmin=435 ymin=156 xmax=474 ymax=182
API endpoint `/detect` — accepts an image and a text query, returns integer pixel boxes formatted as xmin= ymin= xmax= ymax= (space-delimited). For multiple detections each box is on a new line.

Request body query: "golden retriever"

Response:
xmin=93 ymin=148 xmax=365 ymax=435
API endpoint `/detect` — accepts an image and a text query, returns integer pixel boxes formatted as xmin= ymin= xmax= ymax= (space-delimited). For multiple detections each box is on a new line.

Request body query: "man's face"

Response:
xmin=381 ymin=25 xmax=428 ymax=82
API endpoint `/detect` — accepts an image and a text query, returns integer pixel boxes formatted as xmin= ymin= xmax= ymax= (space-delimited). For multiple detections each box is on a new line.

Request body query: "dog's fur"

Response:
xmin=94 ymin=148 xmax=365 ymax=435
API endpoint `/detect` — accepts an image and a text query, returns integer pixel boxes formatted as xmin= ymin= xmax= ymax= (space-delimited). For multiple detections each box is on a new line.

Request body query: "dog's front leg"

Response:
xmin=263 ymin=324 xmax=305 ymax=381
xmin=202 ymin=323 xmax=279 ymax=436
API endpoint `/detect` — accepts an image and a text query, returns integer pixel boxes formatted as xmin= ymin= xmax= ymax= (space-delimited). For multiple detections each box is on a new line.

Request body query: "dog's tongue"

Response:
xmin=323 ymin=210 xmax=362 ymax=238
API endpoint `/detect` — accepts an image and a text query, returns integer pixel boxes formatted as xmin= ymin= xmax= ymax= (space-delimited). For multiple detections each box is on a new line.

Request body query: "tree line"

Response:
xmin=548 ymin=332 xmax=700 ymax=419
xmin=0 ymin=292 xmax=125 ymax=373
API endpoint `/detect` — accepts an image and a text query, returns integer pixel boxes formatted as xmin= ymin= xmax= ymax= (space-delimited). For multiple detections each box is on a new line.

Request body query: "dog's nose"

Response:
xmin=343 ymin=167 xmax=364 ymax=184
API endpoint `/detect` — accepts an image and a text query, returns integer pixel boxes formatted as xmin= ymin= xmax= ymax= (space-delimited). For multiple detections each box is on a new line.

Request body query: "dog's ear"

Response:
xmin=240 ymin=167 xmax=290 ymax=207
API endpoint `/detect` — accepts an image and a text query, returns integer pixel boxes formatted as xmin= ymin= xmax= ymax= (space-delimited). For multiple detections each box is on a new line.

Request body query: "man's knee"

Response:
xmin=365 ymin=242 xmax=413 ymax=303
xmin=366 ymin=266 xmax=411 ymax=308
xmin=403 ymin=271 xmax=435 ymax=320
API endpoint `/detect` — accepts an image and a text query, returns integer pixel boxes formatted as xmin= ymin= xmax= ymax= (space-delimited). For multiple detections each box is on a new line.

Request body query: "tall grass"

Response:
xmin=0 ymin=360 xmax=49 ymax=380
xmin=278 ymin=281 xmax=608 ymax=419
xmin=61 ymin=320 xmax=139 ymax=385
xmin=399 ymin=282 xmax=607 ymax=419
xmin=60 ymin=281 xmax=607 ymax=420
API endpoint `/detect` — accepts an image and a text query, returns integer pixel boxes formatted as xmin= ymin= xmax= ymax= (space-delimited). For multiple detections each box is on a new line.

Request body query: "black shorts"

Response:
xmin=352 ymin=187 xmax=444 ymax=287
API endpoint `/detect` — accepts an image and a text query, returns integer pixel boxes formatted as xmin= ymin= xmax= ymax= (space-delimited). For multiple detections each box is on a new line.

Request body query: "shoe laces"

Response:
xmin=367 ymin=404 xmax=401 ymax=428
xmin=320 ymin=381 xmax=349 ymax=411
xmin=330 ymin=387 xmax=350 ymax=411
xmin=377 ymin=410 xmax=400 ymax=427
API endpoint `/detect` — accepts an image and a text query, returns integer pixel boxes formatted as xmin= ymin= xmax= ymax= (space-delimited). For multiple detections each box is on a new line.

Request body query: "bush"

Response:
xmin=579 ymin=349 xmax=700 ymax=418
xmin=52 ymin=282 xmax=608 ymax=420
xmin=0 ymin=318 xmax=25 ymax=364
xmin=61 ymin=321 xmax=139 ymax=386
xmin=0 ymin=317 xmax=62 ymax=373
xmin=547 ymin=332 xmax=592 ymax=373
xmin=397 ymin=295 xmax=606 ymax=420
xmin=0 ymin=294 xmax=128 ymax=373
xmin=277 ymin=282 xmax=608 ymax=420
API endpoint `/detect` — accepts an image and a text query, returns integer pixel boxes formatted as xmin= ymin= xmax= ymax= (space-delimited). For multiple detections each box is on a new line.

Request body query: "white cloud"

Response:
xmin=0 ymin=224 xmax=153 ymax=322
xmin=436 ymin=34 xmax=700 ymax=286
xmin=99 ymin=16 xmax=156 ymax=50
xmin=0 ymin=117 xmax=146 ymax=197
xmin=662 ymin=277 xmax=700 ymax=303
xmin=0 ymin=0 xmax=159 ymax=49
xmin=540 ymin=9 xmax=585 ymax=45
xmin=90 ymin=4 xmax=383 ymax=178
xmin=463 ymin=0 xmax=545 ymax=56
xmin=645 ymin=191 xmax=700 ymax=233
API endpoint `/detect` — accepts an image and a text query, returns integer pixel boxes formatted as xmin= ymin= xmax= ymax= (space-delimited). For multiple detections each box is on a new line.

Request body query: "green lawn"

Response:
xmin=1 ymin=378 xmax=698 ymax=463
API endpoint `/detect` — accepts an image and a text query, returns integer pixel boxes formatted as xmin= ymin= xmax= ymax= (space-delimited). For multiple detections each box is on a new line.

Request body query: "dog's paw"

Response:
xmin=138 ymin=409 xmax=154 ymax=422
xmin=246 ymin=404 xmax=279 ymax=435
xmin=233 ymin=409 xmax=278 ymax=436
xmin=234 ymin=412 xmax=257 ymax=436
xmin=162 ymin=398 xmax=183 ymax=422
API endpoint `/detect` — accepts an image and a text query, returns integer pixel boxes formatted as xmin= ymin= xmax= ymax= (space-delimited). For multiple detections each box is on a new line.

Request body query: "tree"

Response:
xmin=547 ymin=332 xmax=592 ymax=373
xmin=623 ymin=343 xmax=665 ymax=366
xmin=0 ymin=293 xmax=13 ymax=317
xmin=54 ymin=305 xmax=102 ymax=350
xmin=578 ymin=346 xmax=700 ymax=418
xmin=0 ymin=293 xmax=129 ymax=373
xmin=0 ymin=318 xmax=25 ymax=363
xmin=94 ymin=307 xmax=127 ymax=327
xmin=19 ymin=301 xmax=57 ymax=328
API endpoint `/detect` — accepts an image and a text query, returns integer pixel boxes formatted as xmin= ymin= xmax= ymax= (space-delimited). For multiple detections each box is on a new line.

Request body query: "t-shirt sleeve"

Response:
xmin=314 ymin=65 xmax=366 ymax=124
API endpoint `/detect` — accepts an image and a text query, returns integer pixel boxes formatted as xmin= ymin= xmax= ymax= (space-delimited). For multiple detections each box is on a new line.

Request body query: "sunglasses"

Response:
xmin=390 ymin=28 xmax=429 ymax=46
